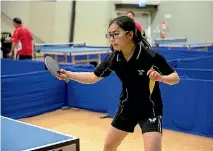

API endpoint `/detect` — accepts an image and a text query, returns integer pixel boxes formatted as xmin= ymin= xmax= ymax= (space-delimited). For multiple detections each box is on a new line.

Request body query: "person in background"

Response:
xmin=126 ymin=11 xmax=146 ymax=37
xmin=8 ymin=17 xmax=34 ymax=60
xmin=1 ymin=31 xmax=12 ymax=58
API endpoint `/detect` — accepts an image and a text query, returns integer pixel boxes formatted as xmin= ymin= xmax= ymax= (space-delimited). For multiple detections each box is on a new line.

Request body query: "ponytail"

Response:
xmin=135 ymin=27 xmax=152 ymax=51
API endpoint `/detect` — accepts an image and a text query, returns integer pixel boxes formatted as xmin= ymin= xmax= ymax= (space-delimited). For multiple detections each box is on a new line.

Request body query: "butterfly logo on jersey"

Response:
xmin=149 ymin=117 xmax=157 ymax=123
xmin=138 ymin=70 xmax=145 ymax=75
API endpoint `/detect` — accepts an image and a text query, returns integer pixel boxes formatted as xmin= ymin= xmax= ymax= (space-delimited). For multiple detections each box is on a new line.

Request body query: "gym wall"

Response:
xmin=1 ymin=1 xmax=72 ymax=43
xmin=151 ymin=1 xmax=213 ymax=42
xmin=1 ymin=1 xmax=213 ymax=44
xmin=73 ymin=1 xmax=116 ymax=46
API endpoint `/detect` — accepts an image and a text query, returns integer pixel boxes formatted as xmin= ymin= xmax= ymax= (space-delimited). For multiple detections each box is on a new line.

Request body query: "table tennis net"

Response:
xmin=154 ymin=37 xmax=187 ymax=44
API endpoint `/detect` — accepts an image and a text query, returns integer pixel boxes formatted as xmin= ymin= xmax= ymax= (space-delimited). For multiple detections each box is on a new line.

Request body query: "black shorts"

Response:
xmin=111 ymin=113 xmax=162 ymax=134
xmin=1 ymin=47 xmax=10 ymax=58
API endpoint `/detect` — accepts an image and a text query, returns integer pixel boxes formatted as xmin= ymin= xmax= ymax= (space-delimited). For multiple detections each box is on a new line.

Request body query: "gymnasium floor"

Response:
xmin=20 ymin=108 xmax=213 ymax=151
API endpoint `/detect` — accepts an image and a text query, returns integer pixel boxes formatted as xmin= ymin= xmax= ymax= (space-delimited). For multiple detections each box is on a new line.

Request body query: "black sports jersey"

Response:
xmin=1 ymin=32 xmax=12 ymax=49
xmin=94 ymin=42 xmax=175 ymax=119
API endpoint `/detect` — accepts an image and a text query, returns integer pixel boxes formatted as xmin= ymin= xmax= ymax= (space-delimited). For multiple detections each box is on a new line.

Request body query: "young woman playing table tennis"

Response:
xmin=58 ymin=16 xmax=180 ymax=151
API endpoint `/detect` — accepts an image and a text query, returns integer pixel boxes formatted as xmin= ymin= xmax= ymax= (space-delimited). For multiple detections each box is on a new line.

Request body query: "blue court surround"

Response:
xmin=1 ymin=46 xmax=213 ymax=138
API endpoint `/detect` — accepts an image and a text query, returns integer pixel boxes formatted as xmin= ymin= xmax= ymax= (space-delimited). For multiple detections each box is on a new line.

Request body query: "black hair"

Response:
xmin=126 ymin=11 xmax=135 ymax=17
xmin=108 ymin=16 xmax=152 ymax=51
xmin=13 ymin=17 xmax=22 ymax=24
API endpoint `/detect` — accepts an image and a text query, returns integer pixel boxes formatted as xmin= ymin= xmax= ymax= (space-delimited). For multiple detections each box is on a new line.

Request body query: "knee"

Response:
xmin=103 ymin=141 xmax=118 ymax=151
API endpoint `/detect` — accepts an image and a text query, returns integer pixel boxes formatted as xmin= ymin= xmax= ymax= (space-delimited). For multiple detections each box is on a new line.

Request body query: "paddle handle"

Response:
xmin=57 ymin=70 xmax=69 ymax=83
xmin=64 ymin=78 xmax=70 ymax=83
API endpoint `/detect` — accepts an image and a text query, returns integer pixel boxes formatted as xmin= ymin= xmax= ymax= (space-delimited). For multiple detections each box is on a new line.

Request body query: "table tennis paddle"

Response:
xmin=44 ymin=56 xmax=69 ymax=83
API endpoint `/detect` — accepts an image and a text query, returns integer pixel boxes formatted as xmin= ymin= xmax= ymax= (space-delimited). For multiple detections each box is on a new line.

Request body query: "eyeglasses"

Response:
xmin=105 ymin=31 xmax=129 ymax=39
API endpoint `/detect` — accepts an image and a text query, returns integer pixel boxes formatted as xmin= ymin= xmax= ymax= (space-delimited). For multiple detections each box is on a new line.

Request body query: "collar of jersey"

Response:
xmin=116 ymin=43 xmax=142 ymax=62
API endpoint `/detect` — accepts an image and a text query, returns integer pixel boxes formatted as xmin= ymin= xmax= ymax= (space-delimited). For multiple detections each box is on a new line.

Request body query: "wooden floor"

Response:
xmin=20 ymin=108 xmax=213 ymax=151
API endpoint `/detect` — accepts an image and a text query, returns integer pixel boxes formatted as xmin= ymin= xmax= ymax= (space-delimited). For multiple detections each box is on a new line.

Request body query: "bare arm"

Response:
xmin=61 ymin=52 xmax=115 ymax=84
xmin=10 ymin=42 xmax=18 ymax=54
xmin=152 ymin=53 xmax=180 ymax=86
xmin=10 ymin=30 xmax=19 ymax=56
xmin=161 ymin=72 xmax=180 ymax=85
xmin=66 ymin=71 xmax=103 ymax=84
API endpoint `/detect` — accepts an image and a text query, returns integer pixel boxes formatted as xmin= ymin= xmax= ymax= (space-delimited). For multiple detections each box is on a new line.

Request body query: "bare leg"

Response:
xmin=143 ymin=132 xmax=162 ymax=151
xmin=103 ymin=125 xmax=129 ymax=151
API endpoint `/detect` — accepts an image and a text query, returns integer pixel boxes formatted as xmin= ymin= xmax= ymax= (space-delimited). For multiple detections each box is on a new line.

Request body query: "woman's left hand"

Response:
xmin=147 ymin=69 xmax=163 ymax=82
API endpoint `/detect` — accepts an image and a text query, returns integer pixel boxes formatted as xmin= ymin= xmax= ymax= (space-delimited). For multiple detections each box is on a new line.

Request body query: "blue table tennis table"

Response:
xmin=153 ymin=41 xmax=213 ymax=51
xmin=34 ymin=43 xmax=111 ymax=64
xmin=1 ymin=116 xmax=80 ymax=151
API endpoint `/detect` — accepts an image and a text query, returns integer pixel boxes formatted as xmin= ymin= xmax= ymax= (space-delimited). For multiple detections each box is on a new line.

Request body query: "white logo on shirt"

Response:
xmin=138 ymin=70 xmax=145 ymax=75
xmin=149 ymin=117 xmax=157 ymax=123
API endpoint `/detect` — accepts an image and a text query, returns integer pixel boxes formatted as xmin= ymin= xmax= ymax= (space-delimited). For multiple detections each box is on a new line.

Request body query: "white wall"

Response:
xmin=1 ymin=1 xmax=116 ymax=45
xmin=1 ymin=1 xmax=32 ymax=39
xmin=1 ymin=12 xmax=15 ymax=34
xmin=151 ymin=1 xmax=213 ymax=42
xmin=1 ymin=1 xmax=72 ymax=43
xmin=3 ymin=1 xmax=211 ymax=44
xmin=74 ymin=1 xmax=116 ymax=46
xmin=1 ymin=1 xmax=32 ymax=26
xmin=54 ymin=2 xmax=73 ymax=43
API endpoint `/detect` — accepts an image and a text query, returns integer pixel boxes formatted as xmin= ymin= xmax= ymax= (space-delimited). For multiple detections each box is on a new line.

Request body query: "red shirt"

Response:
xmin=12 ymin=25 xmax=33 ymax=56
xmin=135 ymin=21 xmax=143 ymax=32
